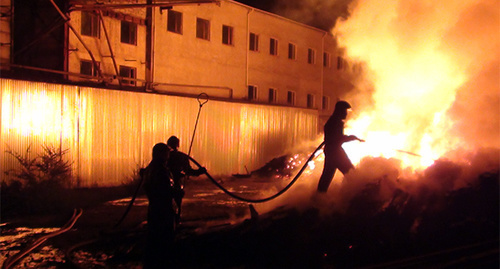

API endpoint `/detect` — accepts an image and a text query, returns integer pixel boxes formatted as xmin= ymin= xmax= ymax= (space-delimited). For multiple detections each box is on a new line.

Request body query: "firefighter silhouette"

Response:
xmin=317 ymin=101 xmax=364 ymax=192
xmin=167 ymin=136 xmax=206 ymax=224
xmin=142 ymin=143 xmax=174 ymax=268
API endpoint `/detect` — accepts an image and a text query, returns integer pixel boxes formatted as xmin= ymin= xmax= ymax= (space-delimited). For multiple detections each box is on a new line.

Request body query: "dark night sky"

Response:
xmin=234 ymin=0 xmax=275 ymax=11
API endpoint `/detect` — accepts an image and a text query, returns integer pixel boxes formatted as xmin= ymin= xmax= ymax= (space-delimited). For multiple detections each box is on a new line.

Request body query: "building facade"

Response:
xmin=0 ymin=0 xmax=361 ymax=186
xmin=2 ymin=0 xmax=358 ymax=123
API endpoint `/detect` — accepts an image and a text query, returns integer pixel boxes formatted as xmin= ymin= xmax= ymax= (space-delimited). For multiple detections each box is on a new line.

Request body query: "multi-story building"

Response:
xmin=0 ymin=0 xmax=360 ymax=186
xmin=1 ymin=0 xmax=357 ymax=124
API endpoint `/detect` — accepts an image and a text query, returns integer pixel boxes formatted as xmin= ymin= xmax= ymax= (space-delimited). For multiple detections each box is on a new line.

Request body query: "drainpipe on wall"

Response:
xmin=321 ymin=32 xmax=326 ymax=106
xmin=320 ymin=32 xmax=327 ymax=133
xmin=246 ymin=7 xmax=254 ymax=91
xmin=145 ymin=0 xmax=154 ymax=91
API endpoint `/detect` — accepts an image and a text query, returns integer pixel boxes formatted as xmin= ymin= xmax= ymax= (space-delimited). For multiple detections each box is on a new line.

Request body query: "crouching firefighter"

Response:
xmin=167 ymin=136 xmax=207 ymax=224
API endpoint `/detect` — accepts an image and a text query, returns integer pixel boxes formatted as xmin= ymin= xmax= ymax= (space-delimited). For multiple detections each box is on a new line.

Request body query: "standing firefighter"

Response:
xmin=317 ymin=101 xmax=364 ymax=192
xmin=167 ymin=136 xmax=206 ymax=224
xmin=142 ymin=143 xmax=174 ymax=268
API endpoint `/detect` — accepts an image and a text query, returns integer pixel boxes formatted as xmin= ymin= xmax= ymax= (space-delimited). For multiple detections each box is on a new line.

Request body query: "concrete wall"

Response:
xmin=63 ymin=0 xmax=355 ymax=113
xmin=0 ymin=1 xmax=11 ymax=67
xmin=152 ymin=2 xmax=248 ymax=98
xmin=67 ymin=9 xmax=147 ymax=85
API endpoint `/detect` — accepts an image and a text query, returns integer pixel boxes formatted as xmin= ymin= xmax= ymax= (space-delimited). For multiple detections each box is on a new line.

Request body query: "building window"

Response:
xmin=288 ymin=43 xmax=296 ymax=60
xmin=337 ymin=56 xmax=346 ymax=70
xmin=323 ymin=52 xmax=331 ymax=67
xmin=270 ymin=38 xmax=278 ymax=56
xmin=268 ymin=88 xmax=277 ymax=103
xmin=196 ymin=18 xmax=210 ymax=40
xmin=222 ymin=25 xmax=233 ymax=45
xmin=287 ymin=91 xmax=296 ymax=106
xmin=248 ymin=85 xmax=257 ymax=101
xmin=322 ymin=96 xmax=330 ymax=110
xmin=249 ymin=32 xmax=259 ymax=51
xmin=80 ymin=60 xmax=99 ymax=76
xmin=119 ymin=65 xmax=136 ymax=86
xmin=307 ymin=94 xmax=315 ymax=108
xmin=167 ymin=10 xmax=182 ymax=34
xmin=121 ymin=20 xmax=137 ymax=45
xmin=308 ymin=48 xmax=316 ymax=64
xmin=81 ymin=11 xmax=99 ymax=37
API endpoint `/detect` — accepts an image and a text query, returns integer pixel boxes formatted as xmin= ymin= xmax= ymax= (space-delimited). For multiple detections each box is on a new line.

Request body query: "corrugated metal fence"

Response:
xmin=1 ymin=78 xmax=318 ymax=187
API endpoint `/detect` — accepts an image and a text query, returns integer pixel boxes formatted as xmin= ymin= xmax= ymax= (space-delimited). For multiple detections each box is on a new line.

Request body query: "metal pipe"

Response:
xmin=70 ymin=1 xmax=220 ymax=11
xmin=188 ymin=93 xmax=209 ymax=156
xmin=98 ymin=11 xmax=122 ymax=87
xmin=245 ymin=8 xmax=254 ymax=89
xmin=5 ymin=63 xmax=147 ymax=84
xmin=7 ymin=63 xmax=100 ymax=80
xmin=145 ymin=0 xmax=154 ymax=91
xmin=49 ymin=0 xmax=103 ymax=79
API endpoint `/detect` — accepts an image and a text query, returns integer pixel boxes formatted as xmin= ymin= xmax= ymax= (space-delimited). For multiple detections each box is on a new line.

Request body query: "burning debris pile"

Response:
xmin=245 ymin=153 xmax=312 ymax=179
xmin=211 ymin=1 xmax=497 ymax=265
xmin=173 ymin=148 xmax=499 ymax=268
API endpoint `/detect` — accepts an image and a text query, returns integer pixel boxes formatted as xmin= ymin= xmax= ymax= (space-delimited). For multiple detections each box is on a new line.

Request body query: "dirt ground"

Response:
xmin=1 ymin=172 xmax=499 ymax=268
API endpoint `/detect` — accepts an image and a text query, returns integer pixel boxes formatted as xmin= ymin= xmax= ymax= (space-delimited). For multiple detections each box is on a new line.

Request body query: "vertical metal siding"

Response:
xmin=1 ymin=78 xmax=318 ymax=187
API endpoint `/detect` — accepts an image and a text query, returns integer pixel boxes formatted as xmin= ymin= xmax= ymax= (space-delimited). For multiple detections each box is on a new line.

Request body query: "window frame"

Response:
xmin=80 ymin=60 xmax=100 ymax=77
xmin=119 ymin=65 xmax=137 ymax=86
xmin=288 ymin=43 xmax=296 ymax=60
xmin=196 ymin=17 xmax=210 ymax=40
xmin=81 ymin=11 xmax=100 ymax=38
xmin=120 ymin=20 xmax=137 ymax=45
xmin=287 ymin=91 xmax=296 ymax=106
xmin=248 ymin=85 xmax=258 ymax=101
xmin=337 ymin=56 xmax=345 ymax=70
xmin=167 ymin=9 xmax=183 ymax=34
xmin=268 ymin=88 xmax=277 ymax=103
xmin=322 ymin=96 xmax=330 ymax=110
xmin=307 ymin=94 xmax=315 ymax=108
xmin=222 ymin=24 xmax=233 ymax=45
xmin=270 ymin=38 xmax=278 ymax=56
xmin=308 ymin=48 xmax=316 ymax=64
xmin=249 ymin=32 xmax=259 ymax=52
xmin=323 ymin=52 xmax=331 ymax=67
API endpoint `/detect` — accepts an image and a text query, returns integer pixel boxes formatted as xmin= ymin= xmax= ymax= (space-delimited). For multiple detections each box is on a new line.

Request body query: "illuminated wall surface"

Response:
xmin=1 ymin=78 xmax=318 ymax=187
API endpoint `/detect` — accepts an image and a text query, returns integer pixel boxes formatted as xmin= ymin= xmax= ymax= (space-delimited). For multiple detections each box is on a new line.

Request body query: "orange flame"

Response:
xmin=332 ymin=0 xmax=499 ymax=170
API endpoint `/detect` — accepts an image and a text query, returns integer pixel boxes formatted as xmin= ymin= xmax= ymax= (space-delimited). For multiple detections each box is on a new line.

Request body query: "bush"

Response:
xmin=2 ymin=144 xmax=73 ymax=217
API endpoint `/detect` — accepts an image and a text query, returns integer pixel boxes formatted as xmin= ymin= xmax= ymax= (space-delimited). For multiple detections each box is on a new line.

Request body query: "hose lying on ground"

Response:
xmin=189 ymin=141 xmax=325 ymax=203
xmin=114 ymin=141 xmax=325 ymax=227
xmin=2 ymin=208 xmax=83 ymax=269
xmin=114 ymin=173 xmax=145 ymax=228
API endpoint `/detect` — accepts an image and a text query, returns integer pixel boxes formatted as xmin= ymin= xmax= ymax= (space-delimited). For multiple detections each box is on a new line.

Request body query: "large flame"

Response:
xmin=332 ymin=0 xmax=499 ymax=170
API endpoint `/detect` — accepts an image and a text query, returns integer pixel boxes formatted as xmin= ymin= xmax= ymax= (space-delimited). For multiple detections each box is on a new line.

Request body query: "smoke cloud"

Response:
xmin=443 ymin=1 xmax=500 ymax=149
xmin=269 ymin=0 xmax=354 ymax=31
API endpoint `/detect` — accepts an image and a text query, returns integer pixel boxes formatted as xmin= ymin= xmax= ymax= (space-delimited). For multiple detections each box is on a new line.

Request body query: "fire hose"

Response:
xmin=115 ymin=141 xmax=325 ymax=227
xmin=115 ymin=92 xmax=324 ymax=225
xmin=188 ymin=141 xmax=325 ymax=203
xmin=2 ymin=208 xmax=83 ymax=269
xmin=115 ymin=93 xmax=209 ymax=228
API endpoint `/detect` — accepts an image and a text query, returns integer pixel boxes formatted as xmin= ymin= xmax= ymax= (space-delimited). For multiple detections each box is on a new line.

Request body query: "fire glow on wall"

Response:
xmin=0 ymin=78 xmax=318 ymax=187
